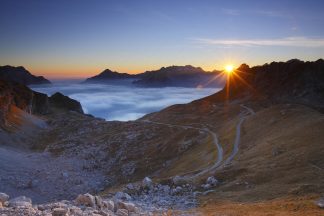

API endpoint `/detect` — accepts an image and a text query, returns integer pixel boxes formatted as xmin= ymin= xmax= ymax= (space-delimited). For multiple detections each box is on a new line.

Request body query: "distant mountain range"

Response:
xmin=0 ymin=65 xmax=51 ymax=85
xmin=84 ymin=65 xmax=224 ymax=87
xmin=84 ymin=69 xmax=138 ymax=83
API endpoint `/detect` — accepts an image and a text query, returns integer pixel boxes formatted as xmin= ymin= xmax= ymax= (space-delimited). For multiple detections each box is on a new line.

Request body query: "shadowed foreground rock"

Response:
xmin=0 ymin=192 xmax=151 ymax=216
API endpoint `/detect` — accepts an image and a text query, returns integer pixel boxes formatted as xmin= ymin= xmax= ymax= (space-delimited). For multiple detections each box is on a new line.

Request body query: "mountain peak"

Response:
xmin=0 ymin=65 xmax=51 ymax=85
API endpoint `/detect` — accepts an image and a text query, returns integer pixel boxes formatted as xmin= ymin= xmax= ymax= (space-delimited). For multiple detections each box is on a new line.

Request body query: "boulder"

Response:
xmin=117 ymin=201 xmax=136 ymax=212
xmin=114 ymin=192 xmax=132 ymax=201
xmin=69 ymin=206 xmax=83 ymax=215
xmin=52 ymin=207 xmax=68 ymax=216
xmin=142 ymin=177 xmax=153 ymax=189
xmin=75 ymin=193 xmax=96 ymax=207
xmin=99 ymin=209 xmax=115 ymax=216
xmin=172 ymin=175 xmax=187 ymax=186
xmin=8 ymin=196 xmax=32 ymax=208
xmin=206 ymin=176 xmax=218 ymax=186
xmin=171 ymin=186 xmax=183 ymax=195
xmin=201 ymin=184 xmax=212 ymax=190
xmin=95 ymin=196 xmax=103 ymax=209
xmin=102 ymin=200 xmax=114 ymax=211
xmin=116 ymin=208 xmax=128 ymax=216
xmin=316 ymin=197 xmax=324 ymax=208
xmin=0 ymin=192 xmax=9 ymax=204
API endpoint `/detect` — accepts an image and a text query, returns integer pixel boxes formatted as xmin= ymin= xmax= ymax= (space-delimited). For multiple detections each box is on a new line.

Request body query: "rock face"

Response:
xmin=133 ymin=65 xmax=223 ymax=87
xmin=0 ymin=79 xmax=49 ymax=126
xmin=84 ymin=69 xmax=137 ymax=83
xmin=49 ymin=92 xmax=84 ymax=114
xmin=0 ymin=65 xmax=51 ymax=85
xmin=206 ymin=59 xmax=324 ymax=108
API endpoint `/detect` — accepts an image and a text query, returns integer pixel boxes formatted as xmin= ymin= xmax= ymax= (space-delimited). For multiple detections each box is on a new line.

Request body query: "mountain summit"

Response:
xmin=0 ymin=65 xmax=51 ymax=85
xmin=84 ymin=69 xmax=136 ymax=83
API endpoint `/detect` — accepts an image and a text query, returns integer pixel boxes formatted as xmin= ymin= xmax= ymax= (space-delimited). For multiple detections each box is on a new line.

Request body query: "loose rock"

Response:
xmin=116 ymin=208 xmax=128 ymax=216
xmin=316 ymin=197 xmax=324 ymax=208
xmin=75 ymin=193 xmax=96 ymax=207
xmin=142 ymin=177 xmax=153 ymax=189
xmin=8 ymin=196 xmax=32 ymax=208
xmin=0 ymin=193 xmax=9 ymax=204
xmin=52 ymin=207 xmax=68 ymax=216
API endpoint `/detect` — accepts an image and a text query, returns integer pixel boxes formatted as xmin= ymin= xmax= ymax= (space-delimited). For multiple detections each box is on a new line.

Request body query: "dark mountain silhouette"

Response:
xmin=0 ymin=65 xmax=51 ymax=85
xmin=199 ymin=59 xmax=324 ymax=109
xmin=84 ymin=69 xmax=138 ymax=83
xmin=133 ymin=65 xmax=224 ymax=87
xmin=84 ymin=65 xmax=225 ymax=87
xmin=49 ymin=92 xmax=84 ymax=114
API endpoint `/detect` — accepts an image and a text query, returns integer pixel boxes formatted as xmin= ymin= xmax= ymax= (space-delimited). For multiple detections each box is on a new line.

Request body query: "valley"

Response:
xmin=0 ymin=60 xmax=324 ymax=215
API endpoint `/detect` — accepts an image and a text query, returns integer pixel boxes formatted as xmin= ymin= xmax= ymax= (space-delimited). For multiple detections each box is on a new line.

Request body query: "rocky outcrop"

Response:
xmin=49 ymin=92 xmax=84 ymax=114
xmin=0 ymin=65 xmax=51 ymax=85
xmin=0 ymin=79 xmax=83 ymax=128
xmin=203 ymin=59 xmax=324 ymax=108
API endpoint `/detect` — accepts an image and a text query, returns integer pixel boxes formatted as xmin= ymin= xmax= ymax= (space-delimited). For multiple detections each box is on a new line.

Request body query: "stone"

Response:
xmin=9 ymin=196 xmax=32 ymax=208
xmin=172 ymin=175 xmax=187 ymax=186
xmin=0 ymin=193 xmax=9 ymax=204
xmin=95 ymin=196 xmax=103 ymax=209
xmin=316 ymin=197 xmax=324 ymax=208
xmin=99 ymin=209 xmax=115 ymax=216
xmin=75 ymin=193 xmax=96 ymax=207
xmin=70 ymin=206 xmax=83 ymax=215
xmin=171 ymin=186 xmax=182 ymax=195
xmin=114 ymin=192 xmax=132 ymax=201
xmin=116 ymin=208 xmax=128 ymax=216
xmin=201 ymin=184 xmax=211 ymax=190
xmin=126 ymin=183 xmax=135 ymax=190
xmin=102 ymin=200 xmax=114 ymax=211
xmin=206 ymin=176 xmax=218 ymax=186
xmin=52 ymin=207 xmax=68 ymax=216
xmin=117 ymin=201 xmax=136 ymax=212
xmin=142 ymin=177 xmax=153 ymax=189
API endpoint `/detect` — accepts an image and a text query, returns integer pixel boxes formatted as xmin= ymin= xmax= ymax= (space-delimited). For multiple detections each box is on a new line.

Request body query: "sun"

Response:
xmin=225 ymin=65 xmax=234 ymax=74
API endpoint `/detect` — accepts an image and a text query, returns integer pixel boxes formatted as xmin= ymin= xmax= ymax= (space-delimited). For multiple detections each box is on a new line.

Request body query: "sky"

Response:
xmin=1 ymin=0 xmax=324 ymax=79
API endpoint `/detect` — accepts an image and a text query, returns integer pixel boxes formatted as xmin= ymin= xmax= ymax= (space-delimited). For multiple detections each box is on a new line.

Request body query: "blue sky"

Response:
xmin=0 ymin=0 xmax=324 ymax=78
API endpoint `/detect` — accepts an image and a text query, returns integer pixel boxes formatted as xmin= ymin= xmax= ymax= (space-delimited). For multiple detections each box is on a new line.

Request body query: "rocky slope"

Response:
xmin=0 ymin=59 xmax=324 ymax=215
xmin=0 ymin=66 xmax=51 ymax=85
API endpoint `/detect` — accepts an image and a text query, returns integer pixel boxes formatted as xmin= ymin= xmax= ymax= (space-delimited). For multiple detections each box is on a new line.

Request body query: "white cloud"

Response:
xmin=193 ymin=37 xmax=324 ymax=47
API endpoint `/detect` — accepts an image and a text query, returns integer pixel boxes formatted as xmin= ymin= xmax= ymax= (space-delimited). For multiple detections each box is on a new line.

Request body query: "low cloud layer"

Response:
xmin=32 ymin=83 xmax=219 ymax=121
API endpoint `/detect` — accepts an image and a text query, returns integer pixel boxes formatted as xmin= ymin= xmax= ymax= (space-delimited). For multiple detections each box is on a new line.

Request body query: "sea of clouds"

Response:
xmin=31 ymin=82 xmax=220 ymax=121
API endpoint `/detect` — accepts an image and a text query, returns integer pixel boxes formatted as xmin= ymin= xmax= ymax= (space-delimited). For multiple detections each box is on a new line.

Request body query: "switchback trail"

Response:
xmin=141 ymin=104 xmax=256 ymax=178
xmin=141 ymin=120 xmax=223 ymax=178
xmin=223 ymin=104 xmax=256 ymax=166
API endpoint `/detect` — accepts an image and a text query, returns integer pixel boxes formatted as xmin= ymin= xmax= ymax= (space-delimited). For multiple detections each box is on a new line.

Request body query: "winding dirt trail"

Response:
xmin=141 ymin=120 xmax=223 ymax=178
xmin=223 ymin=104 xmax=256 ymax=166
xmin=142 ymin=104 xmax=255 ymax=178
